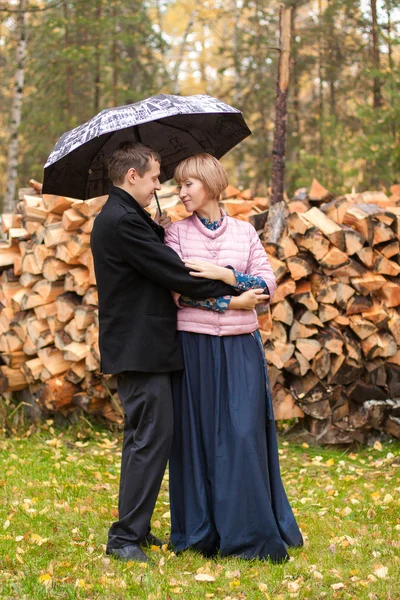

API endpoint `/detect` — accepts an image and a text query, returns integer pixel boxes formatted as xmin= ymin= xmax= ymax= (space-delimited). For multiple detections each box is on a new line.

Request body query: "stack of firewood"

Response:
xmin=0 ymin=178 xmax=399 ymax=443
xmin=256 ymin=180 xmax=400 ymax=443
xmin=0 ymin=182 xmax=123 ymax=423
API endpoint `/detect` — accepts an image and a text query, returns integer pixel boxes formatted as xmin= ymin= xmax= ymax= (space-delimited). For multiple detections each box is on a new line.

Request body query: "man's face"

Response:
xmin=132 ymin=158 xmax=162 ymax=208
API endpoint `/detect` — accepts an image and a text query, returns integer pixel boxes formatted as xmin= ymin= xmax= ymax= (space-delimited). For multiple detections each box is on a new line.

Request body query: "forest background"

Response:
xmin=0 ymin=0 xmax=399 ymax=209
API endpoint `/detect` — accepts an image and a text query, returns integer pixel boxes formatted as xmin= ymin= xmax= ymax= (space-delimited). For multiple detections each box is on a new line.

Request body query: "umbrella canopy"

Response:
xmin=42 ymin=94 xmax=251 ymax=200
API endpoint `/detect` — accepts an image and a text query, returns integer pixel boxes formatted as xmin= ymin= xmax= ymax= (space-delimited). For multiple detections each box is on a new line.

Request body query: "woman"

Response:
xmin=164 ymin=154 xmax=303 ymax=562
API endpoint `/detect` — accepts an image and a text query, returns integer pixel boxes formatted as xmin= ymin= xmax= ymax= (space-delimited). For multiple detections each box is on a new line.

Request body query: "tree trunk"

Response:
xmin=270 ymin=4 xmax=292 ymax=206
xmin=291 ymin=5 xmax=301 ymax=142
xmin=370 ymin=0 xmax=382 ymax=108
xmin=265 ymin=4 xmax=291 ymax=247
xmin=172 ymin=10 xmax=196 ymax=94
xmin=317 ymin=0 xmax=324 ymax=157
xmin=93 ymin=0 xmax=102 ymax=113
xmin=63 ymin=0 xmax=73 ymax=116
xmin=385 ymin=0 xmax=395 ymax=139
xmin=112 ymin=2 xmax=119 ymax=107
xmin=3 ymin=0 xmax=27 ymax=213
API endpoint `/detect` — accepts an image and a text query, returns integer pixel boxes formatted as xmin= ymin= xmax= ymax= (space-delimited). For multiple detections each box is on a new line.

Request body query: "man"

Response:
xmin=90 ymin=142 xmax=238 ymax=563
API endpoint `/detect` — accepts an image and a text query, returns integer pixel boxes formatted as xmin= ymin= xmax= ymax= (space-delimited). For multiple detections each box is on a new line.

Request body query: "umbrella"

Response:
xmin=42 ymin=94 xmax=252 ymax=208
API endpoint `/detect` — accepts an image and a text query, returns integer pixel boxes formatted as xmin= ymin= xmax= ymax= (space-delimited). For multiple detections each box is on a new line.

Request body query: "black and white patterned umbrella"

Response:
xmin=42 ymin=94 xmax=251 ymax=200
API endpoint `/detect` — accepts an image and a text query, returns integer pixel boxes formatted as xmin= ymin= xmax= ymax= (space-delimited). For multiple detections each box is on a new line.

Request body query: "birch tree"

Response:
xmin=3 ymin=0 xmax=27 ymax=212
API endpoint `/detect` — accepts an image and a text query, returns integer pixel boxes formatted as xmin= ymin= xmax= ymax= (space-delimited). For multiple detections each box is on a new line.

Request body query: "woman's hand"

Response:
xmin=154 ymin=210 xmax=172 ymax=229
xmin=230 ymin=289 xmax=270 ymax=311
xmin=185 ymin=260 xmax=236 ymax=285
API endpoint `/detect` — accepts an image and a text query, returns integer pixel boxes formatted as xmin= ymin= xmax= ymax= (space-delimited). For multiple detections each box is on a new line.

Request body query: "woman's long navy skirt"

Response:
xmin=169 ymin=331 xmax=303 ymax=562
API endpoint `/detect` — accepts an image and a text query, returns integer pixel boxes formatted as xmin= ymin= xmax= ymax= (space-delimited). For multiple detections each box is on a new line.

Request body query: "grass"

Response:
xmin=0 ymin=420 xmax=399 ymax=600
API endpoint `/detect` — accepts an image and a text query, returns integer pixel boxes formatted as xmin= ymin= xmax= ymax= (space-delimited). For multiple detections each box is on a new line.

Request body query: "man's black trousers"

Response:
xmin=107 ymin=371 xmax=173 ymax=549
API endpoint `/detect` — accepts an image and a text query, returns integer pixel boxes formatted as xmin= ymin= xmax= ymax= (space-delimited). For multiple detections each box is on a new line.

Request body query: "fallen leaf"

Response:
xmin=195 ymin=573 xmax=216 ymax=582
xmin=225 ymin=570 xmax=241 ymax=579
xmin=374 ymin=565 xmax=388 ymax=579
xmin=38 ymin=573 xmax=52 ymax=588
xmin=287 ymin=581 xmax=300 ymax=592
xmin=373 ymin=441 xmax=382 ymax=451
xmin=331 ymin=583 xmax=345 ymax=590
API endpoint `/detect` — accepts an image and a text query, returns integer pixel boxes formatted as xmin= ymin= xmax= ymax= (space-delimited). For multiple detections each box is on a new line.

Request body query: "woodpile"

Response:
xmin=1 ymin=179 xmax=400 ymax=444
xmin=256 ymin=182 xmax=400 ymax=444
xmin=0 ymin=181 xmax=122 ymax=424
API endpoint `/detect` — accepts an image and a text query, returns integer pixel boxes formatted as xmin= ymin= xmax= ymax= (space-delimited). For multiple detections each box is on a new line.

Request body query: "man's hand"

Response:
xmin=230 ymin=289 xmax=270 ymax=310
xmin=154 ymin=209 xmax=172 ymax=229
xmin=185 ymin=260 xmax=236 ymax=285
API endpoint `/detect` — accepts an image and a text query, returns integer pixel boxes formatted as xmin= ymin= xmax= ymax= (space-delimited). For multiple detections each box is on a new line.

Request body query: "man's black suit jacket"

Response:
xmin=90 ymin=186 xmax=237 ymax=374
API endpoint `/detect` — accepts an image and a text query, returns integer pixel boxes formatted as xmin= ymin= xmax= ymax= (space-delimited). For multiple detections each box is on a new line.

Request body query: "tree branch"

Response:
xmin=0 ymin=0 xmax=64 ymax=12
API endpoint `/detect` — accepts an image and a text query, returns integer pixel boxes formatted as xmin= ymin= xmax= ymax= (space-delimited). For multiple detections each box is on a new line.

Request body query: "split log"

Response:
xmin=336 ymin=282 xmax=355 ymax=309
xmin=294 ymin=228 xmax=330 ymax=261
xmin=311 ymin=348 xmax=331 ymax=380
xmin=295 ymin=338 xmax=322 ymax=361
xmin=270 ymin=277 xmax=296 ymax=305
xmin=286 ymin=254 xmax=314 ymax=280
xmin=292 ymin=280 xmax=318 ymax=311
xmin=0 ymin=366 xmax=27 ymax=392
xmin=38 ymin=346 xmax=73 ymax=376
xmin=271 ymin=299 xmax=293 ymax=326
xmin=361 ymin=332 xmax=397 ymax=360
xmin=377 ymin=282 xmax=400 ymax=307
xmin=346 ymin=295 xmax=373 ymax=315
xmin=42 ymin=194 xmax=81 ymax=214
xmin=272 ymin=385 xmax=304 ymax=419
xmin=302 ymin=207 xmax=345 ymax=250
xmin=289 ymin=321 xmax=318 ymax=342
xmin=62 ymin=208 xmax=87 ymax=232
xmin=56 ymin=292 xmax=81 ymax=323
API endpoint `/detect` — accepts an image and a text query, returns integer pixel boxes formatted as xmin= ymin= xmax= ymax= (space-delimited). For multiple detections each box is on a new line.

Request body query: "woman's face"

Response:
xmin=178 ymin=178 xmax=210 ymax=213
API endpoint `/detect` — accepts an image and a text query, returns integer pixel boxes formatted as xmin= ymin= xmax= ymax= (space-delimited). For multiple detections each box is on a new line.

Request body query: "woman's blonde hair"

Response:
xmin=174 ymin=153 xmax=228 ymax=199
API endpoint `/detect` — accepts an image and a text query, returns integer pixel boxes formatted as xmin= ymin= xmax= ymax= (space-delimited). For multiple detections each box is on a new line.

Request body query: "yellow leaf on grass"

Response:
xmin=229 ymin=579 xmax=241 ymax=588
xmin=373 ymin=441 xmax=383 ymax=451
xmin=195 ymin=573 xmax=216 ymax=582
xmin=383 ymin=494 xmax=393 ymax=504
xmin=374 ymin=565 xmax=388 ymax=579
xmin=46 ymin=438 xmax=61 ymax=448
xmin=325 ymin=458 xmax=335 ymax=466
xmin=331 ymin=583 xmax=345 ymax=590
xmin=225 ymin=570 xmax=241 ymax=579
xmin=3 ymin=520 xmax=10 ymax=530
xmin=341 ymin=507 xmax=352 ymax=517
xmin=258 ymin=583 xmax=268 ymax=592
xmin=38 ymin=574 xmax=52 ymax=588
xmin=287 ymin=581 xmax=300 ymax=592
xmin=371 ymin=491 xmax=380 ymax=501
xmin=170 ymin=587 xmax=182 ymax=593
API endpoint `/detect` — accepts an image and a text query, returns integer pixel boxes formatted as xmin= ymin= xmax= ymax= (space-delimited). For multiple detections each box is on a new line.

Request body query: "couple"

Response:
xmin=90 ymin=142 xmax=303 ymax=564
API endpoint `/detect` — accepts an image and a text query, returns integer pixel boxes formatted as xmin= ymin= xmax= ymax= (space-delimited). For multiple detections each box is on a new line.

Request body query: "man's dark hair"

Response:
xmin=108 ymin=142 xmax=161 ymax=184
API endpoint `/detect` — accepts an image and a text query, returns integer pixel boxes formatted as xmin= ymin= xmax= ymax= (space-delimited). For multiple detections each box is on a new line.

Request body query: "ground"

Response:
xmin=0 ymin=421 xmax=399 ymax=599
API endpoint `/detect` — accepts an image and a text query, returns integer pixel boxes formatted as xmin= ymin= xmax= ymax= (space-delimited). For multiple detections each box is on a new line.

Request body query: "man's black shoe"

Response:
xmin=142 ymin=532 xmax=165 ymax=548
xmin=106 ymin=544 xmax=150 ymax=563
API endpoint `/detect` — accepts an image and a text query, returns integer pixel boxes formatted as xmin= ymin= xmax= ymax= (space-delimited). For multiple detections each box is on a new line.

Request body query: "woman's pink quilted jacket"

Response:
xmin=164 ymin=211 xmax=276 ymax=336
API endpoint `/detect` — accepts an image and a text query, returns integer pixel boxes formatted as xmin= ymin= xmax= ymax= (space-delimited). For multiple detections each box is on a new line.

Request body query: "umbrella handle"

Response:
xmin=154 ymin=191 xmax=162 ymax=216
